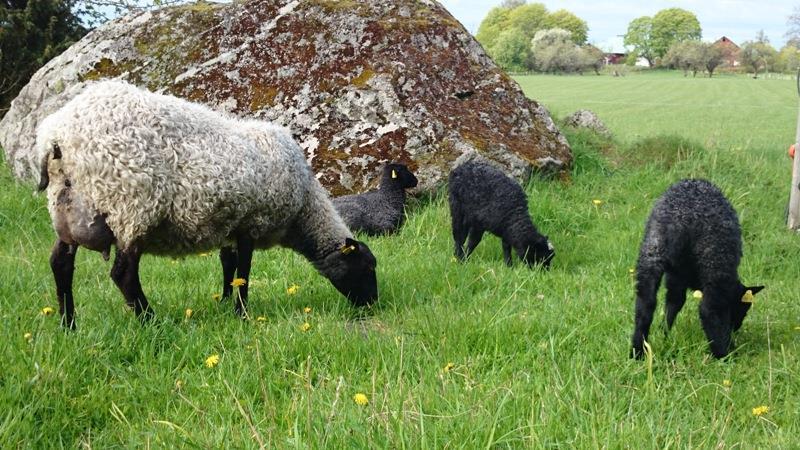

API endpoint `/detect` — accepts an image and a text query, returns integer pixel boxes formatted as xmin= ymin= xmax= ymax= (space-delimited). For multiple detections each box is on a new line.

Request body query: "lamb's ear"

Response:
xmin=340 ymin=238 xmax=358 ymax=255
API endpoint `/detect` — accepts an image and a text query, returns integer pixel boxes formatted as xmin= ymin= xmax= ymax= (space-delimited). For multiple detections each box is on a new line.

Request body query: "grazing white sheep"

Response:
xmin=36 ymin=80 xmax=378 ymax=328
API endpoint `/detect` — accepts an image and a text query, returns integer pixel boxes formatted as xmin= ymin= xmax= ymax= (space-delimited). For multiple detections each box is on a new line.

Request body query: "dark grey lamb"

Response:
xmin=448 ymin=160 xmax=554 ymax=268
xmin=631 ymin=179 xmax=764 ymax=359
xmin=332 ymin=163 xmax=418 ymax=236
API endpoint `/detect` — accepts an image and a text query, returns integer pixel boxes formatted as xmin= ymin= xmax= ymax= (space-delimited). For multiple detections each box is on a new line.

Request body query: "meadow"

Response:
xmin=1 ymin=71 xmax=798 ymax=448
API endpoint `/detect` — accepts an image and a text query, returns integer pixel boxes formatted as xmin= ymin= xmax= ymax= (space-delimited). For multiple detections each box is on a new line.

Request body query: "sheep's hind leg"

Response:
xmin=110 ymin=247 xmax=153 ymax=322
xmin=233 ymin=235 xmax=254 ymax=318
xmin=664 ymin=273 xmax=688 ymax=332
xmin=220 ymin=246 xmax=237 ymax=299
xmin=631 ymin=263 xmax=663 ymax=359
xmin=451 ymin=214 xmax=468 ymax=261
xmin=50 ymin=239 xmax=78 ymax=329
xmin=464 ymin=228 xmax=484 ymax=259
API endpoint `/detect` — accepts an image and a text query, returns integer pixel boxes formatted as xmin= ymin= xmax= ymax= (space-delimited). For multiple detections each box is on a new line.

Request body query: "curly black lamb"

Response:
xmin=631 ymin=179 xmax=764 ymax=359
xmin=448 ymin=159 xmax=554 ymax=268
xmin=332 ymin=163 xmax=418 ymax=236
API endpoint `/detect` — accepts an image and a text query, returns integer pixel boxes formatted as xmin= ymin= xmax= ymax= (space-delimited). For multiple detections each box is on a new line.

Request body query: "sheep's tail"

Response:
xmin=36 ymin=143 xmax=62 ymax=191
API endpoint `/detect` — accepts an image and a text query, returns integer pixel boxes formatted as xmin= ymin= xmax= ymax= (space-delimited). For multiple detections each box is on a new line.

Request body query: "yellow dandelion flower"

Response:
xmin=443 ymin=362 xmax=455 ymax=373
xmin=628 ymin=268 xmax=635 ymax=274
xmin=304 ymin=306 xmax=312 ymax=313
xmin=41 ymin=306 xmax=55 ymax=316
xmin=353 ymin=393 xmax=369 ymax=406
xmin=185 ymin=308 xmax=193 ymax=319
xmin=256 ymin=316 xmax=267 ymax=322
xmin=175 ymin=379 xmax=183 ymax=390
xmin=24 ymin=332 xmax=33 ymax=341
xmin=794 ymin=326 xmax=800 ymax=331
xmin=741 ymin=289 xmax=754 ymax=303
xmin=231 ymin=278 xmax=247 ymax=287
xmin=198 ymin=252 xmax=211 ymax=257
xmin=752 ymin=405 xmax=769 ymax=416
xmin=693 ymin=290 xmax=703 ymax=300
xmin=723 ymin=379 xmax=732 ymax=388
xmin=205 ymin=354 xmax=220 ymax=368
xmin=287 ymin=284 xmax=300 ymax=295
xmin=212 ymin=293 xmax=221 ymax=301
xmin=300 ymin=322 xmax=312 ymax=332
xmin=592 ymin=199 xmax=603 ymax=206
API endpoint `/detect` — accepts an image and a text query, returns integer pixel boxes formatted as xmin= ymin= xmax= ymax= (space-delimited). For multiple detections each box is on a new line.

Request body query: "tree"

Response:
xmin=476 ymin=6 xmax=512 ymax=51
xmin=702 ymin=43 xmax=724 ymax=77
xmin=739 ymin=40 xmax=778 ymax=78
xmin=776 ymin=43 xmax=800 ymax=73
xmin=500 ymin=0 xmax=526 ymax=9
xmin=582 ymin=44 xmax=605 ymax=75
xmin=624 ymin=16 xmax=655 ymax=67
xmin=664 ymin=40 xmax=703 ymax=76
xmin=530 ymin=28 xmax=594 ymax=74
xmin=491 ymin=28 xmax=532 ymax=72
xmin=1 ymin=0 xmax=86 ymax=116
xmin=650 ymin=8 xmax=702 ymax=60
xmin=545 ymin=9 xmax=588 ymax=44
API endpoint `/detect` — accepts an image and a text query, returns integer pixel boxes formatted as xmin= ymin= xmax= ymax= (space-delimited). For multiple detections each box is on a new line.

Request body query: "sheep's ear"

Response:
xmin=391 ymin=169 xmax=398 ymax=179
xmin=741 ymin=285 xmax=765 ymax=303
xmin=341 ymin=238 xmax=358 ymax=255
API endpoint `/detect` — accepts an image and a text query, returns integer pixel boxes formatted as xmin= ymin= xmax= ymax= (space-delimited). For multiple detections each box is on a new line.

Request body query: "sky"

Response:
xmin=439 ymin=0 xmax=797 ymax=52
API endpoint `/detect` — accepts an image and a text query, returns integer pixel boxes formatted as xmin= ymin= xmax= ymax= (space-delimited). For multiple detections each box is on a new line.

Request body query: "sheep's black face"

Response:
xmin=386 ymin=163 xmax=418 ymax=189
xmin=324 ymin=238 xmax=378 ymax=306
xmin=524 ymin=237 xmax=555 ymax=269
xmin=731 ymin=284 xmax=764 ymax=331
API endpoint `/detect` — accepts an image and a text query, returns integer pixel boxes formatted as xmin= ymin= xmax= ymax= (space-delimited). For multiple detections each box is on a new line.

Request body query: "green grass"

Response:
xmin=1 ymin=71 xmax=799 ymax=447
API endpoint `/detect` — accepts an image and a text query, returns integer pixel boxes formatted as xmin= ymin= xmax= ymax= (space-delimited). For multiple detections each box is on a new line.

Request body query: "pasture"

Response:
xmin=1 ymin=71 xmax=799 ymax=447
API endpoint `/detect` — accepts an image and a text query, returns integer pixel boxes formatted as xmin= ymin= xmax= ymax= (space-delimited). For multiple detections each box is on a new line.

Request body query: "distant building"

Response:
xmin=604 ymin=52 xmax=626 ymax=65
xmin=714 ymin=36 xmax=740 ymax=67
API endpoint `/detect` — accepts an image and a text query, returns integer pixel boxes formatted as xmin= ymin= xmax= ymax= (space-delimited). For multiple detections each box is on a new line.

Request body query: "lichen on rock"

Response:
xmin=0 ymin=0 xmax=571 ymax=195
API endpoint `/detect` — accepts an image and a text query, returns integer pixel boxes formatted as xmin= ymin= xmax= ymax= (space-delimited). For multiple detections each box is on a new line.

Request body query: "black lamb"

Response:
xmin=448 ymin=160 xmax=554 ymax=268
xmin=332 ymin=163 xmax=418 ymax=236
xmin=631 ymin=179 xmax=764 ymax=359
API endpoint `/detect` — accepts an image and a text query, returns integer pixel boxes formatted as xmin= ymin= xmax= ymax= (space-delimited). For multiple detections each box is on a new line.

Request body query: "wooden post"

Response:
xmin=788 ymin=103 xmax=800 ymax=230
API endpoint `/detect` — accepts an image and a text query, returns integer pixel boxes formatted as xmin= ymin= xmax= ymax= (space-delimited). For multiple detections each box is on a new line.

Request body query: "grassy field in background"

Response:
xmin=1 ymin=71 xmax=799 ymax=447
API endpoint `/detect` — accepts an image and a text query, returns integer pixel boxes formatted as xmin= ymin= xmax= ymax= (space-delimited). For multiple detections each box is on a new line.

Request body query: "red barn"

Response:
xmin=714 ymin=36 xmax=740 ymax=67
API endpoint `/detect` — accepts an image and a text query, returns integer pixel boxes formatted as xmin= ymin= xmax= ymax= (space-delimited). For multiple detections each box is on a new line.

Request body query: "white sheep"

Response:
xmin=36 ymin=80 xmax=378 ymax=328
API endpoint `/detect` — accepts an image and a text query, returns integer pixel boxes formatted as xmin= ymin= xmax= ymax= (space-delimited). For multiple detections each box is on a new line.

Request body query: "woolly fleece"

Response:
xmin=36 ymin=80 xmax=352 ymax=257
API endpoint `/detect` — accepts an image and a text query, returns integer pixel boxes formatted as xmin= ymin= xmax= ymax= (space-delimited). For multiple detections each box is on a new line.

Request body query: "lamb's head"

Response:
xmin=731 ymin=283 xmax=764 ymax=331
xmin=523 ymin=236 xmax=555 ymax=269
xmin=383 ymin=163 xmax=418 ymax=190
xmin=317 ymin=238 xmax=378 ymax=306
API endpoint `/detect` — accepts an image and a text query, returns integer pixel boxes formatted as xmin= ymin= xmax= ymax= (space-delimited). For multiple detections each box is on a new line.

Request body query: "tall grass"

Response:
xmin=1 ymin=72 xmax=798 ymax=447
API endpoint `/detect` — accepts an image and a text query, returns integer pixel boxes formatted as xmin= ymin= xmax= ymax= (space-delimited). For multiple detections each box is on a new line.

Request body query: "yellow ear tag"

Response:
xmin=391 ymin=170 xmax=398 ymax=179
xmin=741 ymin=290 xmax=755 ymax=303
xmin=692 ymin=290 xmax=703 ymax=300
xmin=341 ymin=244 xmax=356 ymax=255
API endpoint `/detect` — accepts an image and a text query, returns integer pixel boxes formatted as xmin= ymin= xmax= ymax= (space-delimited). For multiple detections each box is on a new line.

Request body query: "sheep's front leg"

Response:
xmin=219 ymin=246 xmax=237 ymax=299
xmin=631 ymin=264 xmax=663 ymax=359
xmin=502 ymin=240 xmax=513 ymax=266
xmin=50 ymin=239 xmax=78 ymax=329
xmin=110 ymin=247 xmax=153 ymax=322
xmin=233 ymin=235 xmax=254 ymax=318
xmin=664 ymin=273 xmax=688 ymax=332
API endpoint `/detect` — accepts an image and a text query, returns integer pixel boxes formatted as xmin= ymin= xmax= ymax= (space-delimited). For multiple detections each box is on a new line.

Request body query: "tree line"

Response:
xmin=477 ymin=0 xmax=800 ymax=78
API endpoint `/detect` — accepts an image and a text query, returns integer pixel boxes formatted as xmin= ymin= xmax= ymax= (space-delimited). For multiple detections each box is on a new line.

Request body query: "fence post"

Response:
xmin=789 ymin=88 xmax=800 ymax=229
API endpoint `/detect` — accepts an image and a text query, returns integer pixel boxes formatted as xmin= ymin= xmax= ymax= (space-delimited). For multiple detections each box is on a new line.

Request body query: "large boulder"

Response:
xmin=0 ymin=0 xmax=571 ymax=195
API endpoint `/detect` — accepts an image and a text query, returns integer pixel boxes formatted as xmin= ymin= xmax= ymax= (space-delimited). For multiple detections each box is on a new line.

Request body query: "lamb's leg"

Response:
xmin=664 ymin=273 xmax=687 ymax=332
xmin=220 ymin=246 xmax=237 ymax=299
xmin=110 ymin=247 xmax=153 ymax=322
xmin=631 ymin=263 xmax=663 ymax=359
xmin=699 ymin=291 xmax=733 ymax=358
xmin=451 ymin=213 xmax=468 ymax=261
xmin=502 ymin=240 xmax=513 ymax=266
xmin=233 ymin=235 xmax=254 ymax=318
xmin=50 ymin=239 xmax=78 ymax=329
xmin=464 ymin=228 xmax=484 ymax=259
